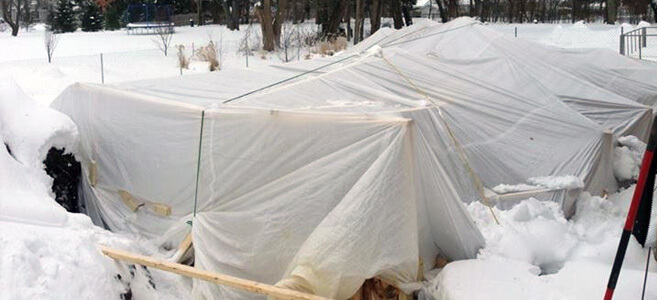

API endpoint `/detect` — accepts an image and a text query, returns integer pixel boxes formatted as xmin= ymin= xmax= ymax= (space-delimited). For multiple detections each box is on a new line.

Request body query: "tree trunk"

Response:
xmin=292 ymin=0 xmax=299 ymax=23
xmin=1 ymin=0 xmax=22 ymax=36
xmin=260 ymin=0 xmax=275 ymax=51
xmin=473 ymin=0 xmax=483 ymax=18
xmin=344 ymin=0 xmax=351 ymax=41
xmin=437 ymin=0 xmax=448 ymax=22
xmin=448 ymin=0 xmax=459 ymax=19
xmin=391 ymin=0 xmax=404 ymax=29
xmin=652 ymin=2 xmax=657 ymax=23
xmin=605 ymin=0 xmax=617 ymax=23
xmin=402 ymin=1 xmax=413 ymax=25
xmin=302 ymin=0 xmax=309 ymax=22
xmin=317 ymin=0 xmax=343 ymax=38
xmin=273 ymin=0 xmax=289 ymax=47
xmin=355 ymin=0 xmax=364 ymax=43
xmin=370 ymin=0 xmax=381 ymax=34
xmin=197 ymin=0 xmax=204 ymax=25
xmin=231 ymin=0 xmax=240 ymax=29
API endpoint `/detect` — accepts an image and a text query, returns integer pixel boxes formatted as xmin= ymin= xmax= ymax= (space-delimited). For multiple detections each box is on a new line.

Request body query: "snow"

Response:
xmin=613 ymin=135 xmax=646 ymax=182
xmin=0 ymin=68 xmax=188 ymax=300
xmin=424 ymin=187 xmax=656 ymax=300
xmin=0 ymin=24 xmax=316 ymax=105
xmin=2 ymin=19 xmax=657 ymax=300
xmin=489 ymin=22 xmax=657 ymax=61
xmin=492 ymin=175 xmax=584 ymax=194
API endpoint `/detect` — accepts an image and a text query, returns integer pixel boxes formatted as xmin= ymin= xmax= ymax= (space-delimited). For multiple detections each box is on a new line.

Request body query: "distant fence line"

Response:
xmin=620 ymin=26 xmax=657 ymax=60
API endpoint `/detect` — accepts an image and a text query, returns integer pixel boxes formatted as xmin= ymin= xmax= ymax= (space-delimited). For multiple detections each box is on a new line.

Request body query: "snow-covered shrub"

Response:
xmin=196 ymin=41 xmax=220 ymax=71
xmin=316 ymin=36 xmax=348 ymax=56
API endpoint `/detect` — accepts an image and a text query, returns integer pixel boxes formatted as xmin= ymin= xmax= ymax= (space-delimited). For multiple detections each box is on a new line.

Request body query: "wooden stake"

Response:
xmin=99 ymin=245 xmax=331 ymax=300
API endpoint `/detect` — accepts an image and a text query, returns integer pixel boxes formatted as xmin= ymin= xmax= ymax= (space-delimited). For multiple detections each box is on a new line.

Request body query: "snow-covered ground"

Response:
xmin=1 ymin=20 xmax=656 ymax=300
xmin=489 ymin=20 xmax=657 ymax=61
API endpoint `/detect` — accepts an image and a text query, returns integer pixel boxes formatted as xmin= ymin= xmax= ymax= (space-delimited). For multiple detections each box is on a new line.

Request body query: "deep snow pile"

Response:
xmin=423 ymin=138 xmax=657 ymax=300
xmin=614 ymin=135 xmax=647 ymax=182
xmin=0 ymin=76 xmax=188 ymax=299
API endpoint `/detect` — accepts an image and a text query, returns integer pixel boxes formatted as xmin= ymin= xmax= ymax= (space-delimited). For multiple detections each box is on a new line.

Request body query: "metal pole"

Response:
xmin=642 ymin=27 xmax=647 ymax=48
xmin=620 ymin=27 xmax=624 ymax=55
xmin=100 ymin=53 xmax=105 ymax=84
xmin=515 ymin=26 xmax=517 ymax=38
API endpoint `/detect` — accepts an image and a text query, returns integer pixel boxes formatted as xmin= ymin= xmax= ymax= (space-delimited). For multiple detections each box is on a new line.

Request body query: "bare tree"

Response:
xmin=278 ymin=21 xmax=300 ymax=62
xmin=238 ymin=22 xmax=258 ymax=67
xmin=0 ymin=0 xmax=24 ymax=36
xmin=44 ymin=29 xmax=58 ymax=63
xmin=153 ymin=25 xmax=174 ymax=56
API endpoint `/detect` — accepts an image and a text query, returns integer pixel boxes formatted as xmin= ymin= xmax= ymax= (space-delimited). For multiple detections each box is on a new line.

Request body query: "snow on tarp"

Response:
xmin=49 ymin=18 xmax=653 ymax=300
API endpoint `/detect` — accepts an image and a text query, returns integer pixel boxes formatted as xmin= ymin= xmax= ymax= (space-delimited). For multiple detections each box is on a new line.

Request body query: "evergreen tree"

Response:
xmin=45 ymin=5 xmax=55 ymax=29
xmin=80 ymin=1 xmax=103 ymax=32
xmin=53 ymin=0 xmax=78 ymax=33
xmin=103 ymin=6 xmax=121 ymax=30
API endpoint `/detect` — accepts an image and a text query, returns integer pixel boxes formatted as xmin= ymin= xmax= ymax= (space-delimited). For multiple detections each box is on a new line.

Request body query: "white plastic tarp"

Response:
xmin=49 ymin=18 xmax=654 ymax=300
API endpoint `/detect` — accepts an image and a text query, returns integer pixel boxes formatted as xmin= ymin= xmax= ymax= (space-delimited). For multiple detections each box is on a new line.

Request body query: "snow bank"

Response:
xmin=636 ymin=21 xmax=652 ymax=29
xmin=613 ymin=135 xmax=645 ymax=182
xmin=468 ymin=199 xmax=576 ymax=274
xmin=0 ymin=75 xmax=78 ymax=167
xmin=0 ymin=77 xmax=186 ymax=299
xmin=425 ymin=187 xmax=656 ymax=300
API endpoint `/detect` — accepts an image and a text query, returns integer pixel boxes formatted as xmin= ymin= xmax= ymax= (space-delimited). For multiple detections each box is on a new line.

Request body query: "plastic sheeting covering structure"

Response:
xmin=51 ymin=18 xmax=655 ymax=300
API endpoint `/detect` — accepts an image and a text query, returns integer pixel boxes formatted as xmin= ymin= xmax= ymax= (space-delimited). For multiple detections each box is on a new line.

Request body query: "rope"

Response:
xmin=192 ymin=110 xmax=206 ymax=218
xmin=220 ymin=22 xmax=477 ymax=106
xmin=221 ymin=54 xmax=359 ymax=104
xmin=380 ymin=53 xmax=500 ymax=225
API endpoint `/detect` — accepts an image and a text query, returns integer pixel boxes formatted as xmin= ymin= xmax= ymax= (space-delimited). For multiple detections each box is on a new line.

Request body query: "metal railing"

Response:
xmin=620 ymin=26 xmax=657 ymax=60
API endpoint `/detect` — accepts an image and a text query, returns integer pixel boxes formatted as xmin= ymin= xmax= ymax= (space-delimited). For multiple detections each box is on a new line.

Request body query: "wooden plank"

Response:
xmin=99 ymin=245 xmax=332 ymax=300
xmin=178 ymin=233 xmax=193 ymax=254
xmin=150 ymin=203 xmax=172 ymax=216
xmin=89 ymin=161 xmax=97 ymax=187
xmin=118 ymin=190 xmax=141 ymax=212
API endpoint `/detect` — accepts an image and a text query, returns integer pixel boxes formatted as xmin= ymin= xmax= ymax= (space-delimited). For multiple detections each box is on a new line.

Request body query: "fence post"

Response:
xmin=619 ymin=27 xmax=625 ymax=55
xmin=515 ymin=26 xmax=517 ymax=38
xmin=642 ymin=27 xmax=647 ymax=48
xmin=100 ymin=53 xmax=105 ymax=84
